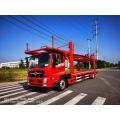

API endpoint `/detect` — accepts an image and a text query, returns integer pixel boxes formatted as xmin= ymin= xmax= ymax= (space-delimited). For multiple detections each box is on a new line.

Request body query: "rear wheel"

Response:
xmin=57 ymin=77 xmax=67 ymax=91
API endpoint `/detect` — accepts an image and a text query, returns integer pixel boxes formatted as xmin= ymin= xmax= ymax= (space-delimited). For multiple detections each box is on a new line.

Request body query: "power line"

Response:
xmin=21 ymin=16 xmax=53 ymax=34
xmin=21 ymin=16 xmax=68 ymax=44
xmin=58 ymin=16 xmax=88 ymax=51
xmin=29 ymin=16 xmax=83 ymax=52
xmin=8 ymin=16 xmax=64 ymax=47
xmin=1 ymin=17 xmax=64 ymax=49
xmin=9 ymin=16 xmax=51 ymax=38
xmin=1 ymin=16 xmax=85 ymax=53
xmin=0 ymin=17 xmax=52 ymax=45
xmin=30 ymin=16 xmax=70 ymax=42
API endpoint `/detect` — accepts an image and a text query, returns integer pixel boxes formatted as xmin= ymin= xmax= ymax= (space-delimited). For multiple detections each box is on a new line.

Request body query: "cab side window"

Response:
xmin=52 ymin=54 xmax=60 ymax=65
xmin=56 ymin=55 xmax=60 ymax=64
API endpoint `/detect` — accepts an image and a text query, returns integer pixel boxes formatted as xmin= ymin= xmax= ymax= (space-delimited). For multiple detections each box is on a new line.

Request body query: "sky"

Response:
xmin=0 ymin=15 xmax=120 ymax=63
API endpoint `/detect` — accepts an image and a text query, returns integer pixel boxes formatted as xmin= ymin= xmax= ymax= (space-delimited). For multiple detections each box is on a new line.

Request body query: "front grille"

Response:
xmin=29 ymin=71 xmax=44 ymax=78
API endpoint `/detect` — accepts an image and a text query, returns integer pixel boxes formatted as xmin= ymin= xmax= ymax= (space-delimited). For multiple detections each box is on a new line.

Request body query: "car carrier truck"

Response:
xmin=25 ymin=41 xmax=96 ymax=91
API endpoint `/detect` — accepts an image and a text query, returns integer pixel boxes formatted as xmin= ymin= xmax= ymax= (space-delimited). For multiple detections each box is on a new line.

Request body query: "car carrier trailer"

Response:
xmin=25 ymin=41 xmax=96 ymax=91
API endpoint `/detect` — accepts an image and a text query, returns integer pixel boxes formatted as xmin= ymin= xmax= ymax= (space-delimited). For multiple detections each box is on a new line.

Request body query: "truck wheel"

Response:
xmin=23 ymin=82 xmax=31 ymax=90
xmin=91 ymin=74 xmax=95 ymax=79
xmin=57 ymin=77 xmax=67 ymax=91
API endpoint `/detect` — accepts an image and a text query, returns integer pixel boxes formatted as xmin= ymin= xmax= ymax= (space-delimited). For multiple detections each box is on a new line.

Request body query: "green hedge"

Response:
xmin=0 ymin=68 xmax=27 ymax=83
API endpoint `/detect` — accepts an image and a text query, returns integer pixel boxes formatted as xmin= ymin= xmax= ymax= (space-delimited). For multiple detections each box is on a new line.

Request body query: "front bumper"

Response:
xmin=27 ymin=77 xmax=53 ymax=87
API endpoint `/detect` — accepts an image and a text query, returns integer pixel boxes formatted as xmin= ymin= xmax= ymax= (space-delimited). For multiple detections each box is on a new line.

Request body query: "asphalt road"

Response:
xmin=0 ymin=69 xmax=120 ymax=105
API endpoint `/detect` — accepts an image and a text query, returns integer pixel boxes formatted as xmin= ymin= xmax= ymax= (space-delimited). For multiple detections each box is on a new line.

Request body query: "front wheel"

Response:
xmin=91 ymin=74 xmax=95 ymax=79
xmin=23 ymin=82 xmax=32 ymax=90
xmin=57 ymin=77 xmax=67 ymax=91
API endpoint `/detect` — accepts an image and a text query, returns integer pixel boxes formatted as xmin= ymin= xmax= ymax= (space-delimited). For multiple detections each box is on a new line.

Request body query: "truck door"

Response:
xmin=52 ymin=54 xmax=65 ymax=76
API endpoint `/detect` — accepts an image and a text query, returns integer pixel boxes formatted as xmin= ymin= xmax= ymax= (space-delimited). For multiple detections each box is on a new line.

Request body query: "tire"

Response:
xmin=23 ymin=82 xmax=32 ymax=90
xmin=57 ymin=77 xmax=67 ymax=91
xmin=91 ymin=74 xmax=95 ymax=79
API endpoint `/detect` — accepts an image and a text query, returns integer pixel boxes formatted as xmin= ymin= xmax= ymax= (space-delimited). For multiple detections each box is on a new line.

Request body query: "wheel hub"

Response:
xmin=60 ymin=80 xmax=65 ymax=90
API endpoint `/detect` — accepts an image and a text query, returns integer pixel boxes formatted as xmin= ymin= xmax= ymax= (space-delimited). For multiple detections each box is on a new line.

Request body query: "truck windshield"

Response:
xmin=29 ymin=53 xmax=50 ymax=68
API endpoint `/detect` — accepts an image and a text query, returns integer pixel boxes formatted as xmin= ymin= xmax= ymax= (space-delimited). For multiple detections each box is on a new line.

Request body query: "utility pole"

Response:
xmin=52 ymin=35 xmax=54 ymax=48
xmin=93 ymin=19 xmax=99 ymax=60
xmin=95 ymin=19 xmax=98 ymax=60
xmin=87 ymin=39 xmax=92 ymax=69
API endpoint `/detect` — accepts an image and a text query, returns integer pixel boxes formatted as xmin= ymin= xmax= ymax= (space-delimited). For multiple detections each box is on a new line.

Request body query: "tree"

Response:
xmin=97 ymin=60 xmax=111 ymax=68
xmin=118 ymin=61 xmax=120 ymax=68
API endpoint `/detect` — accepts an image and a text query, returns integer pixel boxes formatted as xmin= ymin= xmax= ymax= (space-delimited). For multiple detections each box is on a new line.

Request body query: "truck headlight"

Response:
xmin=43 ymin=77 xmax=47 ymax=84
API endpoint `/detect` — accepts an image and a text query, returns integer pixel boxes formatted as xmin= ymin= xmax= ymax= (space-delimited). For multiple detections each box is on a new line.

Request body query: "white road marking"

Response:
xmin=0 ymin=91 xmax=37 ymax=104
xmin=39 ymin=90 xmax=73 ymax=105
xmin=16 ymin=91 xmax=55 ymax=105
xmin=91 ymin=97 xmax=106 ymax=105
xmin=0 ymin=85 xmax=23 ymax=92
xmin=0 ymin=87 xmax=24 ymax=95
xmin=64 ymin=93 xmax=87 ymax=105
xmin=0 ymin=89 xmax=31 ymax=99
xmin=0 ymin=84 xmax=21 ymax=89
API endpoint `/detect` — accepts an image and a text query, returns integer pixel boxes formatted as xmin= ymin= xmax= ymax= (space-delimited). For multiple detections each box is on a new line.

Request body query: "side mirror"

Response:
xmin=25 ymin=57 xmax=29 ymax=68
xmin=53 ymin=59 xmax=57 ymax=67
xmin=53 ymin=58 xmax=59 ymax=68
xmin=53 ymin=61 xmax=56 ymax=68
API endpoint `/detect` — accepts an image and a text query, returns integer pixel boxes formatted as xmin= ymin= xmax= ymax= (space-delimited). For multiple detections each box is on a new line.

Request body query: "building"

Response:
xmin=0 ymin=60 xmax=26 ymax=68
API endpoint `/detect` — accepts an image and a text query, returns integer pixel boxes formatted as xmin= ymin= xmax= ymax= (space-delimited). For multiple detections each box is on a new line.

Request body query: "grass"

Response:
xmin=0 ymin=68 xmax=27 ymax=83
